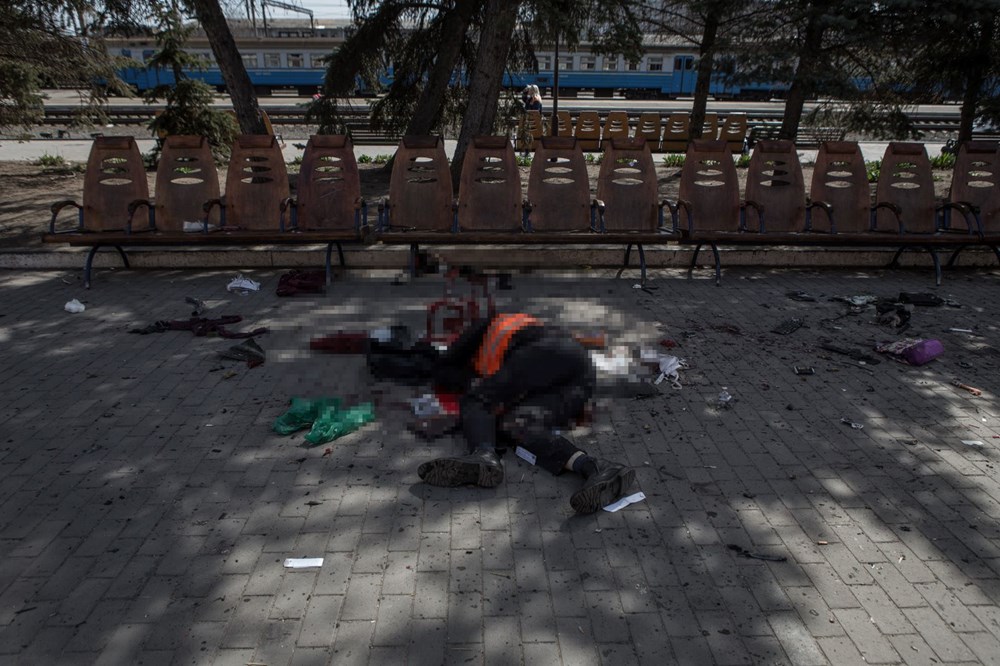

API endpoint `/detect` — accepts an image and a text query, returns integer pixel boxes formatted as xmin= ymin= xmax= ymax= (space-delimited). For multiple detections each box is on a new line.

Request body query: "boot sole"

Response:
xmin=570 ymin=468 xmax=636 ymax=514
xmin=418 ymin=457 xmax=504 ymax=488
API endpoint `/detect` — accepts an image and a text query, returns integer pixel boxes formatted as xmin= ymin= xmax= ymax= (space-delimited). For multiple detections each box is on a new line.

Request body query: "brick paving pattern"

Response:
xmin=1 ymin=265 xmax=999 ymax=664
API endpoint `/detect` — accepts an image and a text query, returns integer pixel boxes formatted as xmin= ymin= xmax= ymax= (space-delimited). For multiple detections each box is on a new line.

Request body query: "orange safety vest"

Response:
xmin=473 ymin=313 xmax=541 ymax=377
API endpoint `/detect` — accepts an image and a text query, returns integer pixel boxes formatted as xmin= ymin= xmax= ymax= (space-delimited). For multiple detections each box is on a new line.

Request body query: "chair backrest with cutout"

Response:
xmin=388 ymin=136 xmax=453 ymax=231
xmin=745 ymin=140 xmax=805 ymax=232
xmin=458 ymin=136 xmax=522 ymax=232
xmin=155 ymin=135 xmax=220 ymax=231
xmin=82 ymin=136 xmax=149 ymax=231
xmin=225 ymin=134 xmax=289 ymax=230
xmin=297 ymin=134 xmax=362 ymax=231
xmin=596 ymin=138 xmax=658 ymax=232
xmin=526 ymin=136 xmax=591 ymax=231
xmin=809 ymin=141 xmax=871 ymax=233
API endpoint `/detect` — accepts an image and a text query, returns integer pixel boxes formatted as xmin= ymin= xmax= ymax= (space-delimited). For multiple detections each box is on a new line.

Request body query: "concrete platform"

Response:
xmin=2 ymin=266 xmax=1000 ymax=664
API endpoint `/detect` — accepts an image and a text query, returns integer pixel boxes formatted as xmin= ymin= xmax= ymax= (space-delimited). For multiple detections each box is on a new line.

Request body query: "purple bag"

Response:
xmin=901 ymin=339 xmax=943 ymax=366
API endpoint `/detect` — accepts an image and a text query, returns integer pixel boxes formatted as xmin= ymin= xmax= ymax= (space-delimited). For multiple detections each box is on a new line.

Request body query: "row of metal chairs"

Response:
xmin=45 ymin=134 xmax=1000 ymax=287
xmin=517 ymin=111 xmax=748 ymax=153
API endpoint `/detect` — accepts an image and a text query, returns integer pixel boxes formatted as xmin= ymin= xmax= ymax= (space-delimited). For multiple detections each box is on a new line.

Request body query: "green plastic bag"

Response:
xmin=273 ymin=397 xmax=340 ymax=435
xmin=304 ymin=402 xmax=375 ymax=446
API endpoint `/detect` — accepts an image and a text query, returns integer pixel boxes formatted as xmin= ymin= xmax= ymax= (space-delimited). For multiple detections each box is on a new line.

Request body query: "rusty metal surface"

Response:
xmin=950 ymin=141 xmax=1000 ymax=233
xmin=810 ymin=141 xmax=872 ymax=233
xmin=527 ymin=137 xmax=591 ymax=232
xmin=155 ymin=135 xmax=220 ymax=231
xmin=457 ymin=136 xmax=522 ymax=232
xmin=678 ymin=140 xmax=740 ymax=233
xmin=81 ymin=136 xmax=148 ymax=232
xmin=596 ymin=138 xmax=659 ymax=232
xmin=224 ymin=134 xmax=290 ymax=230
xmin=387 ymin=136 xmax=453 ymax=231
xmin=297 ymin=134 xmax=362 ymax=231
xmin=745 ymin=139 xmax=806 ymax=233
xmin=876 ymin=142 xmax=936 ymax=233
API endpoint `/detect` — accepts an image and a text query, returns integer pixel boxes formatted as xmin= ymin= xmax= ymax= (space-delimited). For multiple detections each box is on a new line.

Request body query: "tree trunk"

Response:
xmin=780 ymin=4 xmax=826 ymax=141
xmin=405 ymin=0 xmax=480 ymax=136
xmin=958 ymin=15 xmax=993 ymax=143
xmin=690 ymin=12 xmax=720 ymax=139
xmin=188 ymin=0 xmax=266 ymax=134
xmin=449 ymin=0 xmax=521 ymax=187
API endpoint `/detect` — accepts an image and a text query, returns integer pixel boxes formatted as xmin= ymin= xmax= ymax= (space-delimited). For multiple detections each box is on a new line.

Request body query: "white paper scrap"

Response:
xmin=284 ymin=557 xmax=324 ymax=569
xmin=603 ymin=491 xmax=647 ymax=513
xmin=515 ymin=446 xmax=537 ymax=465
xmin=962 ymin=440 xmax=985 ymax=447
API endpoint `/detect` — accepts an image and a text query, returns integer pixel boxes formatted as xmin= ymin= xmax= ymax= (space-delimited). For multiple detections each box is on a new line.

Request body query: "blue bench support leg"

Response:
xmin=993 ymin=245 xmax=1000 ymax=265
xmin=623 ymin=243 xmax=633 ymax=270
xmin=324 ymin=242 xmax=346 ymax=286
xmin=83 ymin=244 xmax=130 ymax=289
xmin=689 ymin=242 xmax=721 ymax=285
xmin=710 ymin=243 xmax=722 ymax=286
xmin=889 ymin=246 xmax=941 ymax=285
xmin=637 ymin=244 xmax=647 ymax=286
xmin=946 ymin=245 xmax=969 ymax=268
xmin=409 ymin=243 xmax=419 ymax=278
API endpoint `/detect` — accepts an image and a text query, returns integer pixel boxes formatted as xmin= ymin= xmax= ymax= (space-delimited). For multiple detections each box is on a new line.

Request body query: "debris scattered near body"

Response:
xmin=219 ymin=337 xmax=266 ymax=368
xmin=64 ymin=299 xmax=85 ymax=313
xmin=227 ymin=274 xmax=261 ymax=294
xmin=726 ymin=544 xmax=787 ymax=562
xmin=771 ymin=318 xmax=804 ymax=335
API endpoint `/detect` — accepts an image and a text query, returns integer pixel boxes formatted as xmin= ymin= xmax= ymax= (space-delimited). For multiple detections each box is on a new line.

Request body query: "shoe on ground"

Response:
xmin=418 ymin=449 xmax=504 ymax=488
xmin=570 ymin=464 xmax=636 ymax=514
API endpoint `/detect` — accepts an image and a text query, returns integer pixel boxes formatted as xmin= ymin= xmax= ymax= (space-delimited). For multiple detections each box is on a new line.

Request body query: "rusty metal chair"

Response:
xmin=516 ymin=111 xmax=545 ymax=151
xmin=595 ymin=137 xmax=671 ymax=283
xmin=379 ymin=136 xmax=454 ymax=274
xmin=744 ymin=139 xmax=830 ymax=233
xmin=48 ymin=137 xmax=149 ymax=287
xmin=281 ymin=134 xmax=368 ymax=283
xmin=525 ymin=136 xmax=594 ymax=233
xmin=552 ymin=110 xmax=572 ymax=138
xmin=947 ymin=141 xmax=1000 ymax=266
xmin=661 ymin=113 xmax=690 ymax=153
xmin=602 ymin=112 xmax=630 ymax=145
xmin=636 ymin=112 xmax=662 ymax=150
xmin=574 ymin=111 xmax=602 ymax=151
xmin=205 ymin=134 xmax=289 ymax=230
xmin=50 ymin=136 xmax=148 ymax=234
xmin=670 ymin=140 xmax=742 ymax=284
xmin=719 ymin=114 xmax=748 ymax=153
xmin=127 ymin=135 xmax=220 ymax=233
xmin=809 ymin=141 xmax=871 ymax=233
xmin=457 ymin=136 xmax=523 ymax=233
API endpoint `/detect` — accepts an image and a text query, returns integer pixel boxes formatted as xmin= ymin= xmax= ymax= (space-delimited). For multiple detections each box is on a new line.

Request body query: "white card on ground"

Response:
xmin=284 ymin=557 xmax=324 ymax=569
xmin=515 ymin=446 xmax=537 ymax=465
xmin=603 ymin=491 xmax=647 ymax=513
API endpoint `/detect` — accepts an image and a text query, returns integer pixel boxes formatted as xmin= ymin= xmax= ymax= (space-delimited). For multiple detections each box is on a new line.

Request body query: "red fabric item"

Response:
xmin=434 ymin=391 xmax=461 ymax=415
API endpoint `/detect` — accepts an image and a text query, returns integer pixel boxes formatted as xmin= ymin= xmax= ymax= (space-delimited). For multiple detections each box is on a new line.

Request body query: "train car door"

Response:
xmin=671 ymin=56 xmax=695 ymax=96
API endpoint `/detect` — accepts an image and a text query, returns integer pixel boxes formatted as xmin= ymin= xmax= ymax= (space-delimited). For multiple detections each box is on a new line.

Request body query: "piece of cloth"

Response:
xmin=276 ymin=270 xmax=326 ymax=297
xmin=129 ymin=316 xmax=268 ymax=339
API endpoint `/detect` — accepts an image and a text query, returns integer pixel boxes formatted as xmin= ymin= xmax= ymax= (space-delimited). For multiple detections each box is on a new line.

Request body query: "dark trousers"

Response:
xmin=461 ymin=333 xmax=595 ymax=475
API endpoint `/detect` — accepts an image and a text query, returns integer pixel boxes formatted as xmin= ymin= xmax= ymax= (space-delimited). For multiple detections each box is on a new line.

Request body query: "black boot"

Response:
xmin=418 ymin=449 xmax=504 ymax=488
xmin=570 ymin=462 xmax=635 ymax=514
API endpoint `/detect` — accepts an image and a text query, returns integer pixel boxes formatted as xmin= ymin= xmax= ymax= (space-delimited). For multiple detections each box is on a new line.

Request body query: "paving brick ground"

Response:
xmin=1 ymin=264 xmax=1000 ymax=665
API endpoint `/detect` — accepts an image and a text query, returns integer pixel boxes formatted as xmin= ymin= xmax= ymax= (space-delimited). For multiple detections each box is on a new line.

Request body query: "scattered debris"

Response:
xmin=219 ymin=337 xmax=266 ymax=368
xmin=841 ymin=417 xmax=864 ymax=430
xmin=962 ymin=440 xmax=985 ymax=447
xmin=727 ymin=544 xmax=788 ymax=562
xmin=226 ymin=274 xmax=260 ymax=294
xmin=771 ymin=318 xmax=804 ymax=335
xmin=786 ymin=290 xmax=817 ymax=302
xmin=283 ymin=557 xmax=323 ymax=569
xmin=185 ymin=296 xmax=206 ymax=316
xmin=951 ymin=380 xmax=982 ymax=397
xmin=874 ymin=338 xmax=943 ymax=366
xmin=64 ymin=299 xmax=85 ymax=313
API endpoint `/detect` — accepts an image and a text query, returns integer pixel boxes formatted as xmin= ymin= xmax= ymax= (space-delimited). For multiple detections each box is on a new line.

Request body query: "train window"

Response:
xmin=537 ymin=56 xmax=552 ymax=70
xmin=288 ymin=53 xmax=304 ymax=68
xmin=648 ymin=57 xmax=663 ymax=72
xmin=626 ymin=60 xmax=640 ymax=71
xmin=309 ymin=53 xmax=327 ymax=68
xmin=264 ymin=53 xmax=281 ymax=68
xmin=580 ymin=56 xmax=596 ymax=70
xmin=559 ymin=56 xmax=573 ymax=70
xmin=242 ymin=54 xmax=259 ymax=69
xmin=603 ymin=57 xmax=618 ymax=71
xmin=121 ymin=49 xmax=132 ymax=59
